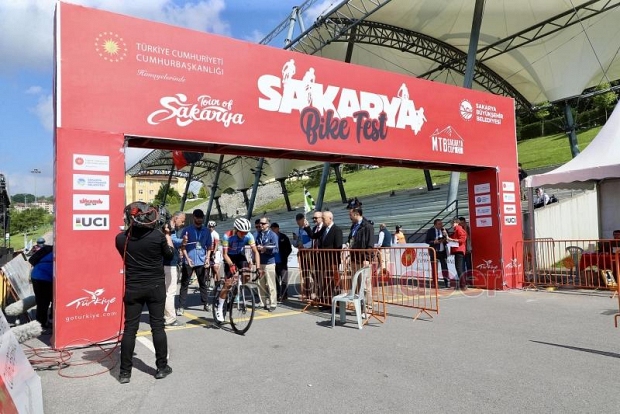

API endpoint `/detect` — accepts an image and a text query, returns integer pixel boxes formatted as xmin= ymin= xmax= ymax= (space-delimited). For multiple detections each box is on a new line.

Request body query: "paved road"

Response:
xmin=28 ymin=288 xmax=620 ymax=413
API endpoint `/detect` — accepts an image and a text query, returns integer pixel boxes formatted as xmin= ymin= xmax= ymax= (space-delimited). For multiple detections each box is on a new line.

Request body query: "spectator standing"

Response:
xmin=393 ymin=225 xmax=406 ymax=244
xmin=29 ymin=243 xmax=54 ymax=333
xmin=447 ymin=217 xmax=468 ymax=290
xmin=270 ymin=223 xmax=292 ymax=303
xmin=255 ymin=217 xmax=279 ymax=311
xmin=347 ymin=207 xmax=374 ymax=309
xmin=425 ymin=219 xmax=450 ymax=288
xmin=178 ymin=209 xmax=213 ymax=315
xmin=518 ymin=163 xmax=528 ymax=200
xmin=207 ymin=220 xmax=222 ymax=283
xmin=163 ymin=211 xmax=185 ymax=327
xmin=459 ymin=216 xmax=473 ymax=274
xmin=115 ymin=202 xmax=174 ymax=384
xmin=304 ymin=210 xmax=324 ymax=248
xmin=375 ymin=223 xmax=392 ymax=274
xmin=319 ymin=211 xmax=344 ymax=301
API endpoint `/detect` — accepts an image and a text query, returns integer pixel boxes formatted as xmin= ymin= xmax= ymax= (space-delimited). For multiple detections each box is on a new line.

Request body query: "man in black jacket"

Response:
xmin=425 ymin=219 xmax=450 ymax=288
xmin=318 ymin=211 xmax=343 ymax=302
xmin=270 ymin=223 xmax=292 ymax=302
xmin=347 ymin=207 xmax=374 ymax=308
xmin=115 ymin=202 xmax=175 ymax=384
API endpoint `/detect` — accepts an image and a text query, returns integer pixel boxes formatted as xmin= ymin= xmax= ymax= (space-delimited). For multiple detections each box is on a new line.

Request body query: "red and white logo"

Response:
xmin=73 ymin=194 xmax=110 ymax=211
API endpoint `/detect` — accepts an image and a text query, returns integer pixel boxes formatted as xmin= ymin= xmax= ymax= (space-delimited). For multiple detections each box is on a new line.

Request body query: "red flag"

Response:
xmin=172 ymin=151 xmax=187 ymax=170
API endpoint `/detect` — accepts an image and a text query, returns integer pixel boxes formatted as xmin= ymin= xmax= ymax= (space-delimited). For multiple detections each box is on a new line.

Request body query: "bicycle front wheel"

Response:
xmin=229 ymin=285 xmax=255 ymax=335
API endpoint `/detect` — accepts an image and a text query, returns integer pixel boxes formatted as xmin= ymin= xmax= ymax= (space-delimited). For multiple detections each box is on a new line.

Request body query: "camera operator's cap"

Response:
xmin=36 ymin=237 xmax=45 ymax=245
xmin=193 ymin=209 xmax=205 ymax=218
xmin=270 ymin=222 xmax=279 ymax=229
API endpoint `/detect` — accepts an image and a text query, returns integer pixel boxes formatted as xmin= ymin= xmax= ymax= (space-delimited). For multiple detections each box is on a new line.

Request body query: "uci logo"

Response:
xmin=504 ymin=216 xmax=517 ymax=226
xmin=73 ymin=214 xmax=110 ymax=231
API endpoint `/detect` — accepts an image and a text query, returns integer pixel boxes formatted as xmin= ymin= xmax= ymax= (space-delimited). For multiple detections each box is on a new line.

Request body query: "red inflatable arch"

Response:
xmin=53 ymin=2 xmax=522 ymax=348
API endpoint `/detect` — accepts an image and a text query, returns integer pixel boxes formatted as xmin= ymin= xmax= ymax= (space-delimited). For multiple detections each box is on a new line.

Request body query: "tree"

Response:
xmin=198 ymin=185 xmax=209 ymax=199
xmin=533 ymin=102 xmax=551 ymax=136
xmin=153 ymin=184 xmax=181 ymax=207
xmin=11 ymin=193 xmax=35 ymax=204
xmin=9 ymin=207 xmax=50 ymax=234
xmin=592 ymin=82 xmax=618 ymax=120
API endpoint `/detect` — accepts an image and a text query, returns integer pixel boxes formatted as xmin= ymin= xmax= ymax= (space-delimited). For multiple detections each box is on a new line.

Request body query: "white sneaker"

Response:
xmin=215 ymin=309 xmax=224 ymax=322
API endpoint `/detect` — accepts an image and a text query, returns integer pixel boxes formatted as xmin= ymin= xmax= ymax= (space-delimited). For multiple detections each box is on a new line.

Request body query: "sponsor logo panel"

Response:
xmin=73 ymin=154 xmax=109 ymax=172
xmin=73 ymin=214 xmax=109 ymax=230
xmin=73 ymin=174 xmax=110 ymax=191
xmin=73 ymin=194 xmax=110 ymax=211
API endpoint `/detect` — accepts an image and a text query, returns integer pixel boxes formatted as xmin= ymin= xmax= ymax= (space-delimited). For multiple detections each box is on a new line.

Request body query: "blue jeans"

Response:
xmin=120 ymin=284 xmax=167 ymax=375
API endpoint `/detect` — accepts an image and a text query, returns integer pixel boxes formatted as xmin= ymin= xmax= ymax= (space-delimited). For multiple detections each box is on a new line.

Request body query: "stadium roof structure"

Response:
xmin=263 ymin=0 xmax=620 ymax=111
xmin=128 ymin=0 xmax=620 ymax=212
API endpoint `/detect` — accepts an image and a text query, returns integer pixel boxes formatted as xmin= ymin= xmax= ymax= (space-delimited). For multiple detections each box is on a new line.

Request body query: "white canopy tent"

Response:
xmin=525 ymin=102 xmax=620 ymax=237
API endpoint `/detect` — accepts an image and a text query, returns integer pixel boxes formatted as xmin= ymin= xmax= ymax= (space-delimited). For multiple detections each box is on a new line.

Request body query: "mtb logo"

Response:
xmin=73 ymin=214 xmax=109 ymax=230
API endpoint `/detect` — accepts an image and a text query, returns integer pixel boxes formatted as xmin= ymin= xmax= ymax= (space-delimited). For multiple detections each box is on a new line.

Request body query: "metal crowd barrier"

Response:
xmin=520 ymin=239 xmax=620 ymax=291
xmin=297 ymin=246 xmax=440 ymax=322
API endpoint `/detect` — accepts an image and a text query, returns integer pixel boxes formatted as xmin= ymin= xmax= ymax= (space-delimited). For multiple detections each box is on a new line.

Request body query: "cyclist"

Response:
xmin=216 ymin=218 xmax=262 ymax=322
xmin=207 ymin=220 xmax=222 ymax=281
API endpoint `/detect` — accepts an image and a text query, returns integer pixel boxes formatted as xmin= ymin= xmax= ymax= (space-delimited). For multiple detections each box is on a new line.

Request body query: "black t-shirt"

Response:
xmin=115 ymin=227 xmax=174 ymax=288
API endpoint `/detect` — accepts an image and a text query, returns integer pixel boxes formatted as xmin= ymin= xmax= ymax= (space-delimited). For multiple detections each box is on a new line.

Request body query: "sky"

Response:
xmin=0 ymin=0 xmax=334 ymax=198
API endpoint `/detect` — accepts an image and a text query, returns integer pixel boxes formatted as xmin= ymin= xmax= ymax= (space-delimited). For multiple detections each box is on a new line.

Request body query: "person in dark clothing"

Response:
xmin=270 ymin=223 xmax=292 ymax=302
xmin=425 ymin=219 xmax=450 ymax=288
xmin=29 ymin=244 xmax=54 ymax=332
xmin=347 ymin=207 xmax=374 ymax=307
xmin=115 ymin=202 xmax=175 ymax=384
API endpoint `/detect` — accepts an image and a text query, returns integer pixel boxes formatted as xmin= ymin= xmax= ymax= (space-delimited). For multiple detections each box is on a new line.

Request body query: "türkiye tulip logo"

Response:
xmin=95 ymin=32 xmax=127 ymax=62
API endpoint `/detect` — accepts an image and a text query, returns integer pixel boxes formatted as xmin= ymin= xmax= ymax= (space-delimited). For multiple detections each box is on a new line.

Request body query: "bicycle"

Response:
xmin=211 ymin=265 xmax=260 ymax=334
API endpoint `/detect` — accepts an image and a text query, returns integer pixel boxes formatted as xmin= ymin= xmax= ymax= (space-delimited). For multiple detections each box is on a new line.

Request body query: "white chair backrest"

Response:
xmin=350 ymin=266 xmax=371 ymax=298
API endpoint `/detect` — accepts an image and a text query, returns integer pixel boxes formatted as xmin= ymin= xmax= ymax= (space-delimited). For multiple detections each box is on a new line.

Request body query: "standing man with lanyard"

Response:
xmin=255 ymin=217 xmax=279 ymax=311
xmin=347 ymin=207 xmax=374 ymax=310
xmin=178 ymin=209 xmax=213 ymax=315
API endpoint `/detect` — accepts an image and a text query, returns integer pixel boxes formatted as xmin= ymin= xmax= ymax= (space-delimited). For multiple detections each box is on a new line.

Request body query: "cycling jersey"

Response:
xmin=222 ymin=232 xmax=256 ymax=276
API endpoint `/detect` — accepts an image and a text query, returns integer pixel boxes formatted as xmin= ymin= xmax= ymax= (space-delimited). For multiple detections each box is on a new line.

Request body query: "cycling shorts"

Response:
xmin=224 ymin=254 xmax=248 ymax=278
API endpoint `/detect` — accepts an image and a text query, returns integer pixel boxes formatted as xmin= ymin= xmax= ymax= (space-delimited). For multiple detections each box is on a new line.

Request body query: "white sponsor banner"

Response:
xmin=73 ymin=194 xmax=110 ymax=211
xmin=504 ymin=216 xmax=518 ymax=226
xmin=475 ymin=206 xmax=492 ymax=216
xmin=474 ymin=183 xmax=490 ymax=194
xmin=73 ymin=174 xmax=110 ymax=191
xmin=73 ymin=214 xmax=110 ymax=230
xmin=502 ymin=181 xmax=515 ymax=192
xmin=476 ymin=217 xmax=493 ymax=227
xmin=73 ymin=154 xmax=109 ymax=172
xmin=474 ymin=194 xmax=491 ymax=205
xmin=0 ymin=311 xmax=44 ymax=414
xmin=503 ymin=192 xmax=516 ymax=203
xmin=504 ymin=204 xmax=517 ymax=214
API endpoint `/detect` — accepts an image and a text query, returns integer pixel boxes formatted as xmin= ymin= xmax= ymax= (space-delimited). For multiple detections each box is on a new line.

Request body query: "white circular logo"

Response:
xmin=460 ymin=100 xmax=473 ymax=121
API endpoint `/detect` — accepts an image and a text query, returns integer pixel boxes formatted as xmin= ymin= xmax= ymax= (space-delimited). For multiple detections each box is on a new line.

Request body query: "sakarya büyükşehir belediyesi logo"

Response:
xmin=95 ymin=32 xmax=127 ymax=62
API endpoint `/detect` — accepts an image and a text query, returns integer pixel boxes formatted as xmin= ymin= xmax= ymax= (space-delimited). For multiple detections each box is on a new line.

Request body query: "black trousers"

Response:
xmin=179 ymin=264 xmax=209 ymax=308
xmin=275 ymin=263 xmax=289 ymax=299
xmin=120 ymin=284 xmax=167 ymax=375
xmin=453 ymin=252 xmax=466 ymax=288
xmin=32 ymin=279 xmax=53 ymax=328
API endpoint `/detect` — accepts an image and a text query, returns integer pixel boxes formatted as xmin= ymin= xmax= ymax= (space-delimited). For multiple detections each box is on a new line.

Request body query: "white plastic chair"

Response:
xmin=331 ymin=266 xmax=371 ymax=330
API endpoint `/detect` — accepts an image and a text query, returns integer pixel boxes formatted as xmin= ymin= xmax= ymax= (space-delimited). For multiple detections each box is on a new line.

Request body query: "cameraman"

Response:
xmin=115 ymin=202 xmax=174 ymax=384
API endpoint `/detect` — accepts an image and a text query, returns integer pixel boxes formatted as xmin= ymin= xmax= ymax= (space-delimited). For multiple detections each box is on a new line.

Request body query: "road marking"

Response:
xmin=137 ymin=336 xmax=155 ymax=353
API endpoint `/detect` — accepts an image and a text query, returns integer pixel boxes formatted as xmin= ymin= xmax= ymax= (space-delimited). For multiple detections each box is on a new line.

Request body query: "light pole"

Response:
xmin=31 ymin=168 xmax=41 ymax=207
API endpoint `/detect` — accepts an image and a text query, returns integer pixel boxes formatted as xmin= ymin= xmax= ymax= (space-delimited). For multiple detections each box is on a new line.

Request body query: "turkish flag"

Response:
xmin=172 ymin=151 xmax=188 ymax=170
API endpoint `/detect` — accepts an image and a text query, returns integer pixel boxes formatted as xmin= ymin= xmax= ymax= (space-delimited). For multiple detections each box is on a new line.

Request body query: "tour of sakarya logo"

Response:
xmin=66 ymin=288 xmax=116 ymax=312
xmin=257 ymin=59 xmax=427 ymax=145
xmin=147 ymin=94 xmax=245 ymax=128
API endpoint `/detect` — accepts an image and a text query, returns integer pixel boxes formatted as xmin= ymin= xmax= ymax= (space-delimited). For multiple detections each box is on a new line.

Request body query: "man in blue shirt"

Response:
xmin=178 ymin=209 xmax=213 ymax=315
xmin=255 ymin=217 xmax=279 ymax=311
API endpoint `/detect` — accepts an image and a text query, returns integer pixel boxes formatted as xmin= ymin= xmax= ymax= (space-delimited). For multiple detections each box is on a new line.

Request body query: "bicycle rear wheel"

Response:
xmin=229 ymin=285 xmax=255 ymax=334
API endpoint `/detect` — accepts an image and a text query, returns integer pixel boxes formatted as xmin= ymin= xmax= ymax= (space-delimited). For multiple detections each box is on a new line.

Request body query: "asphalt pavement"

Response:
xmin=27 ymin=286 xmax=620 ymax=414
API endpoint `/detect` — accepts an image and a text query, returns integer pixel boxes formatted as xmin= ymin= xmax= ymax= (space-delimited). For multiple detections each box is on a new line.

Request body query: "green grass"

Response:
xmin=257 ymin=127 xmax=602 ymax=212
xmin=8 ymin=224 xmax=53 ymax=250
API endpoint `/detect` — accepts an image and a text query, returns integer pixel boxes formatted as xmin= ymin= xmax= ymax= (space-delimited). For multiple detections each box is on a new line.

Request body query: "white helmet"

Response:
xmin=233 ymin=218 xmax=251 ymax=232
xmin=208 ymin=220 xmax=217 ymax=227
